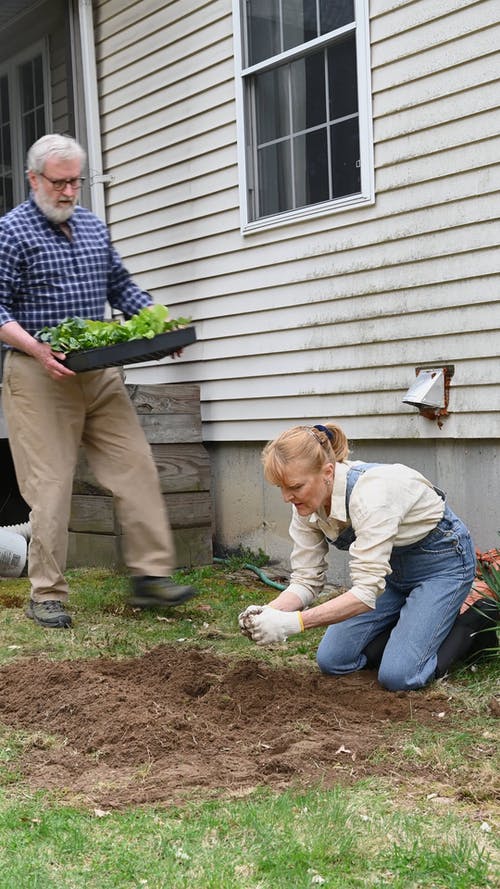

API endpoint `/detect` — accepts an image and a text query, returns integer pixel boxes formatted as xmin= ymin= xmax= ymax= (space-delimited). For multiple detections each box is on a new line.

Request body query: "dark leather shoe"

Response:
xmin=129 ymin=576 xmax=197 ymax=608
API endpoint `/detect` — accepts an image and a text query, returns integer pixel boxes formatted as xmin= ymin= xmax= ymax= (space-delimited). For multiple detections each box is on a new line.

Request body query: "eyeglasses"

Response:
xmin=38 ymin=172 xmax=85 ymax=191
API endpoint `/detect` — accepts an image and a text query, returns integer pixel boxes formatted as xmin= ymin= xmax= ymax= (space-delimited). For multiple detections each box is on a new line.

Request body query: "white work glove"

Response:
xmin=238 ymin=605 xmax=264 ymax=638
xmin=244 ymin=605 xmax=304 ymax=645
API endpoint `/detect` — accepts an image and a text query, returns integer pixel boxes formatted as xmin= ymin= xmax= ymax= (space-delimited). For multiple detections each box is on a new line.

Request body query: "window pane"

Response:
xmin=258 ymin=140 xmax=293 ymax=216
xmin=0 ymin=76 xmax=9 ymax=120
xmin=20 ymin=60 xmax=35 ymax=110
xmin=320 ymin=0 xmax=354 ymax=35
xmin=283 ymin=0 xmax=317 ymax=51
xmin=291 ymin=51 xmax=326 ymax=131
xmin=247 ymin=0 xmax=280 ymax=65
xmin=0 ymin=74 xmax=12 ymax=215
xmin=255 ymin=66 xmax=289 ymax=143
xmin=20 ymin=54 xmax=46 ymax=173
xmin=22 ymin=112 xmax=37 ymax=156
xmin=2 ymin=123 xmax=11 ymax=166
xmin=34 ymin=55 xmax=44 ymax=105
xmin=294 ymin=128 xmax=329 ymax=207
xmin=328 ymin=35 xmax=358 ymax=119
xmin=330 ymin=117 xmax=360 ymax=197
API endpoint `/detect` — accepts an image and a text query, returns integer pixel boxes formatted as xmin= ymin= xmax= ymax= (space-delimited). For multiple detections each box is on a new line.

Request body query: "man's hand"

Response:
xmin=34 ymin=342 xmax=76 ymax=379
xmin=243 ymin=606 xmax=304 ymax=645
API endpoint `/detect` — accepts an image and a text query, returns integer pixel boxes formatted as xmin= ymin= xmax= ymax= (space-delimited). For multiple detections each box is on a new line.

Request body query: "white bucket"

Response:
xmin=0 ymin=528 xmax=27 ymax=578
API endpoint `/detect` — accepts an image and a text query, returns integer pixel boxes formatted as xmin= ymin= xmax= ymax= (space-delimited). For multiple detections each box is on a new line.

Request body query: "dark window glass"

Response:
xmin=255 ymin=66 xmax=290 ymax=143
xmin=20 ymin=60 xmax=35 ymax=110
xmin=34 ymin=56 xmax=44 ymax=105
xmin=0 ymin=74 xmax=12 ymax=215
xmin=330 ymin=117 xmax=360 ymax=197
xmin=247 ymin=0 xmax=281 ymax=65
xmin=283 ymin=0 xmax=318 ymax=51
xmin=294 ymin=128 xmax=329 ymax=207
xmin=291 ymin=51 xmax=326 ymax=131
xmin=320 ymin=0 xmax=354 ymax=35
xmin=328 ymin=35 xmax=358 ymax=120
xmin=258 ymin=140 xmax=293 ymax=215
xmin=0 ymin=76 xmax=9 ymax=121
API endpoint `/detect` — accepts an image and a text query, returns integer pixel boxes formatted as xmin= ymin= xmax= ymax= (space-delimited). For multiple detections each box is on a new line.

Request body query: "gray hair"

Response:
xmin=26 ymin=134 xmax=87 ymax=174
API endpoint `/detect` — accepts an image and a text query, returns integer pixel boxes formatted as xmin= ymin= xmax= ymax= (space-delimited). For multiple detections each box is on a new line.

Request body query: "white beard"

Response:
xmin=34 ymin=190 xmax=76 ymax=224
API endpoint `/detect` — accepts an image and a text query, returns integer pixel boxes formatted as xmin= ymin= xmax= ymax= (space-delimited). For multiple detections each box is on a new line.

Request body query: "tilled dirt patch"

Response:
xmin=0 ymin=645 xmax=450 ymax=808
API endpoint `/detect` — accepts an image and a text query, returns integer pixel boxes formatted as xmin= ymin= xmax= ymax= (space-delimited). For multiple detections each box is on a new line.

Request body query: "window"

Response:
xmin=0 ymin=44 xmax=50 ymax=216
xmin=233 ymin=0 xmax=373 ymax=229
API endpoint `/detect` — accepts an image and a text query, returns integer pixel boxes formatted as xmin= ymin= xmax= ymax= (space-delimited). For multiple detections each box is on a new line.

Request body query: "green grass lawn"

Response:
xmin=0 ymin=564 xmax=498 ymax=889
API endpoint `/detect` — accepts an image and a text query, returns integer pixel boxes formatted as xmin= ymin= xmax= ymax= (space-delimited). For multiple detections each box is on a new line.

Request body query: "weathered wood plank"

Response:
xmin=69 ymin=495 xmax=116 ymax=533
xmin=73 ymin=443 xmax=210 ymax=495
xmin=151 ymin=444 xmax=210 ymax=493
xmin=127 ymin=383 xmax=201 ymax=415
xmin=163 ymin=491 xmax=212 ymax=529
xmin=67 ymin=532 xmax=120 ymax=569
xmin=67 ymin=526 xmax=212 ymax=570
xmin=138 ymin=412 xmax=202 ymax=444
xmin=172 ymin=527 xmax=213 ymax=568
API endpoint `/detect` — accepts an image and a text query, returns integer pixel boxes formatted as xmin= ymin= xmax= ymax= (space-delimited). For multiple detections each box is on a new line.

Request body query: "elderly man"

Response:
xmin=0 ymin=134 xmax=196 ymax=628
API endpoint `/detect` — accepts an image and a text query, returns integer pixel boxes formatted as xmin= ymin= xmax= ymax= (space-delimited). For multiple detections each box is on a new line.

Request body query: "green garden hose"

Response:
xmin=213 ymin=557 xmax=287 ymax=591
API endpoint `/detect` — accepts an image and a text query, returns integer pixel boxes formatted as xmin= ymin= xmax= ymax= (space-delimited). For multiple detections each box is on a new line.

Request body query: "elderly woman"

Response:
xmin=238 ymin=422 xmax=493 ymax=691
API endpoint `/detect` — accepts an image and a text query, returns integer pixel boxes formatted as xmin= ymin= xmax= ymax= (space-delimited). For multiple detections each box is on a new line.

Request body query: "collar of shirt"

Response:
xmin=307 ymin=460 xmax=355 ymax=526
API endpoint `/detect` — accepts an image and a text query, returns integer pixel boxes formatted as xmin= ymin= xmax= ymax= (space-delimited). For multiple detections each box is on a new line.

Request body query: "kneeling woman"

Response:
xmin=239 ymin=423 xmax=481 ymax=691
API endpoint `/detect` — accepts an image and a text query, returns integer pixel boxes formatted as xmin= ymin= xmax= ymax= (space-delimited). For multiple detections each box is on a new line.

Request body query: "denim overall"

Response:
xmin=315 ymin=463 xmax=476 ymax=690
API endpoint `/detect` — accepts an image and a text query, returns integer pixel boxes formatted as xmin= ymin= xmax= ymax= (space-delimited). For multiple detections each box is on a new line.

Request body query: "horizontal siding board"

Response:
xmin=163 ymin=275 xmax=500 ymax=328
xmin=197 ymin=413 xmax=499 ymax=442
xmin=370 ymin=0 xmax=486 ymax=39
xmin=371 ymin=0 xmax=498 ymax=62
xmin=150 ymin=306 xmax=498 ymax=361
xmin=131 ymin=329 xmax=500 ymax=387
xmin=103 ymin=127 xmax=236 ymax=205
xmin=128 ymin=247 xmax=500 ymax=317
xmin=198 ymin=386 xmax=500 ymax=422
xmin=373 ymin=53 xmax=500 ymax=117
xmin=106 ymin=153 xmax=237 ymax=220
xmin=100 ymin=59 xmax=232 ymax=124
xmin=113 ymin=213 xmax=500 ymax=290
xmin=372 ymin=22 xmax=500 ymax=92
xmin=96 ymin=12 xmax=231 ymax=89
xmin=198 ymin=358 xmax=500 ymax=401
xmin=101 ymin=100 xmax=236 ymax=163
xmin=374 ymin=84 xmax=500 ymax=146
xmin=377 ymin=111 xmax=500 ymax=167
xmin=109 ymin=183 xmax=499 ymax=261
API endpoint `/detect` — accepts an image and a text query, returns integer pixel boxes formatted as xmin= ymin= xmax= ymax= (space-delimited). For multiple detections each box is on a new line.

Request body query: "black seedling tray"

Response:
xmin=63 ymin=326 xmax=196 ymax=372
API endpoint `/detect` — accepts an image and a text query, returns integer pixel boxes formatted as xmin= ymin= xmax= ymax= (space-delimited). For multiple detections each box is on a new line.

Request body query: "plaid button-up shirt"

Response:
xmin=0 ymin=198 xmax=151 ymax=335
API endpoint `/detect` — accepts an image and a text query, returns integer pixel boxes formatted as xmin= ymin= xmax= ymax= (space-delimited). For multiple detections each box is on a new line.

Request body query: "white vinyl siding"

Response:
xmin=93 ymin=0 xmax=500 ymax=442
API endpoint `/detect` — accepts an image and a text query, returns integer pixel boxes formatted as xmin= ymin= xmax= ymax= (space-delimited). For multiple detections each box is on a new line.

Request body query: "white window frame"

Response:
xmin=232 ymin=0 xmax=374 ymax=233
xmin=0 ymin=39 xmax=52 ymax=209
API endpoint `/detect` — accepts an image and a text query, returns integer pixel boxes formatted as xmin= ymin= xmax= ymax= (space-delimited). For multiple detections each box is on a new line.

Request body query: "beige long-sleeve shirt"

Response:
xmin=286 ymin=460 xmax=446 ymax=609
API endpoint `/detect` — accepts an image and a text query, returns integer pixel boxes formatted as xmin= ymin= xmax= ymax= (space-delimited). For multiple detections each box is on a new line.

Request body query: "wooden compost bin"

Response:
xmin=68 ymin=383 xmax=212 ymax=569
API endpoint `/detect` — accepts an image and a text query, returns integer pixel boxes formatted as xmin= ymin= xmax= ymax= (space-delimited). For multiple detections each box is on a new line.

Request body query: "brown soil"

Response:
xmin=0 ymin=645 xmax=452 ymax=809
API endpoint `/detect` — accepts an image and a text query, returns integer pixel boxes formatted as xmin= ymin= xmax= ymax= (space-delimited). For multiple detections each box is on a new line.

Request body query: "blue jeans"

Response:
xmin=316 ymin=506 xmax=476 ymax=691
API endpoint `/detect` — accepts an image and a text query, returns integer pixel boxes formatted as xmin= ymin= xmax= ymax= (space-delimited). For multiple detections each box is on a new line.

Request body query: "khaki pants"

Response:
xmin=2 ymin=352 xmax=176 ymax=601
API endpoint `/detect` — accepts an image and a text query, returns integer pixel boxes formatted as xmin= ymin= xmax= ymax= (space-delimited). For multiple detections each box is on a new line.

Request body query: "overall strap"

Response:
xmin=331 ymin=462 xmax=382 ymax=551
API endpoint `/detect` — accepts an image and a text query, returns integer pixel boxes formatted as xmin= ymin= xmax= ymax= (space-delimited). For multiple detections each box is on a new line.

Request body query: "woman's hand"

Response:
xmin=238 ymin=604 xmax=264 ymax=638
xmin=241 ymin=606 xmax=304 ymax=645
